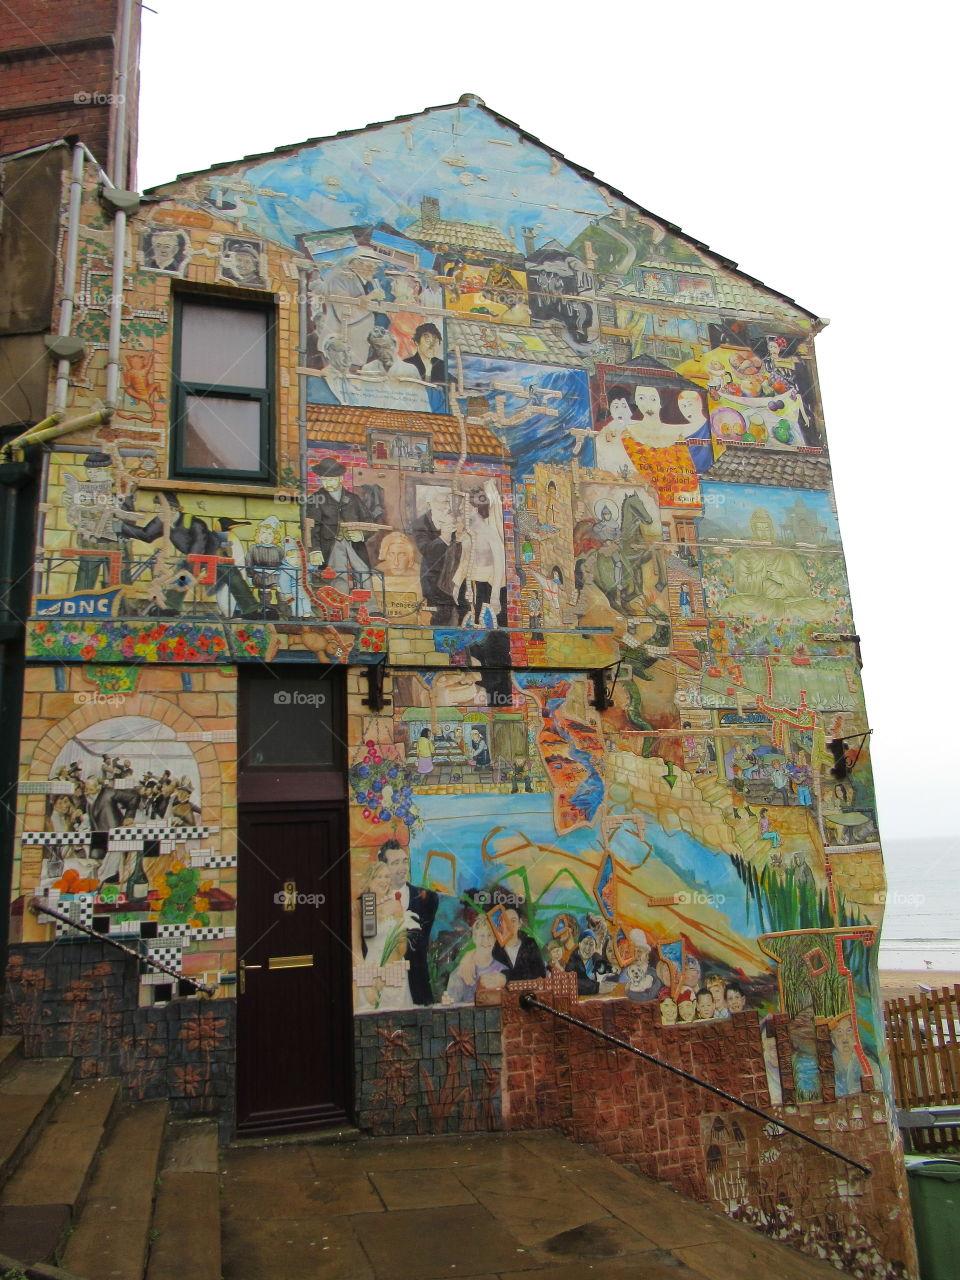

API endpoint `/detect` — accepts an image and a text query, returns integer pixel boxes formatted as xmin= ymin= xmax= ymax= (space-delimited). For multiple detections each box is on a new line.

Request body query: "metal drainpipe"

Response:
xmin=104 ymin=0 xmax=134 ymax=412
xmin=112 ymin=0 xmax=133 ymax=190
xmin=297 ymin=264 xmax=309 ymax=521
xmin=54 ymin=142 xmax=86 ymax=412
xmin=104 ymin=208 xmax=126 ymax=411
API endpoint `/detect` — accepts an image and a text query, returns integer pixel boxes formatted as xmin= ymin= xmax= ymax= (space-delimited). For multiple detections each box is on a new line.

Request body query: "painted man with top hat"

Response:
xmin=304 ymin=456 xmax=374 ymax=591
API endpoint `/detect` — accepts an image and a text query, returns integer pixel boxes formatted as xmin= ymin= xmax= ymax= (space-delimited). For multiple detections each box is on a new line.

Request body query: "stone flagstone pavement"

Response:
xmin=221 ymin=1129 xmax=847 ymax=1280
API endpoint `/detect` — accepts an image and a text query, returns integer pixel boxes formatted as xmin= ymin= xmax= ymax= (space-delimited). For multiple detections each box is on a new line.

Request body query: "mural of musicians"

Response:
xmin=118 ymin=493 xmax=263 ymax=618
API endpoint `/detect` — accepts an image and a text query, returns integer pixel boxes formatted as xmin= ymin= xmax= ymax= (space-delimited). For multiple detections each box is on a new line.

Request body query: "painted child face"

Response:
xmin=660 ymin=998 xmax=678 ymax=1025
xmin=726 ymin=988 xmax=746 ymax=1013
xmin=678 ymin=999 xmax=697 ymax=1022
xmin=696 ymin=992 xmax=715 ymax=1019
xmin=472 ymin=916 xmax=494 ymax=951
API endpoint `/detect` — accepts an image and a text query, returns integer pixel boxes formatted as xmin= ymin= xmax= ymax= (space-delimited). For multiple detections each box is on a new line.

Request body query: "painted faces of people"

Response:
xmin=382 ymin=845 xmax=410 ymax=891
xmin=633 ymin=386 xmax=661 ymax=419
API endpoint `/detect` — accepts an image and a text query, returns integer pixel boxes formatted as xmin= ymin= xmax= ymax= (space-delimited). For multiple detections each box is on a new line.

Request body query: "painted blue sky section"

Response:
xmin=239 ymin=106 xmax=613 ymax=254
xmin=699 ymin=482 xmax=842 ymax=544
xmin=459 ymin=356 xmax=591 ymax=472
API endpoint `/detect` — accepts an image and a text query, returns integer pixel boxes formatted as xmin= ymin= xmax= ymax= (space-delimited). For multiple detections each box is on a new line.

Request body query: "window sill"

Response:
xmin=142 ymin=479 xmax=298 ymax=499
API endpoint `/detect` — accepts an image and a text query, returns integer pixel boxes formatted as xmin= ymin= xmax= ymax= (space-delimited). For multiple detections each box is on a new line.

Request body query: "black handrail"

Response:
xmin=29 ymin=896 xmax=214 ymax=996
xmin=518 ymin=993 xmax=871 ymax=1177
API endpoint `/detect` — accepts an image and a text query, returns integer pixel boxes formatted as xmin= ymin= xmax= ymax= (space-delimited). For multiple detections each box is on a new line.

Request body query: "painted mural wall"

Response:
xmin=6 ymin=98 xmax=911 ymax=1276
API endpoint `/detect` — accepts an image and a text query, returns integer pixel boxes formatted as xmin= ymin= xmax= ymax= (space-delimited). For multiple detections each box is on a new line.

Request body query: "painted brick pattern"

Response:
xmin=354 ymin=1006 xmax=502 ymax=1137
xmin=4 ymin=943 xmax=236 ymax=1132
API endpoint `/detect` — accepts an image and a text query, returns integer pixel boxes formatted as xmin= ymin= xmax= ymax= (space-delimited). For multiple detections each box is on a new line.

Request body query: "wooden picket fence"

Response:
xmin=884 ymin=985 xmax=960 ymax=1151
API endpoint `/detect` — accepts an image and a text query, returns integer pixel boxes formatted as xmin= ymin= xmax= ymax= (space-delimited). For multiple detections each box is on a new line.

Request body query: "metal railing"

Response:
xmin=518 ymin=993 xmax=871 ymax=1176
xmin=29 ymin=896 xmax=215 ymax=996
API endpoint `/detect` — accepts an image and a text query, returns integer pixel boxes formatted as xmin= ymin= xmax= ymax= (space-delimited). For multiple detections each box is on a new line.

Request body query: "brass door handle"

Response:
xmin=238 ymin=958 xmax=262 ymax=994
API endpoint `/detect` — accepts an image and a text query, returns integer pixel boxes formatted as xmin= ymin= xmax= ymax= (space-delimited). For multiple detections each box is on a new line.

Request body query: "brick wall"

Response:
xmin=4 ymin=943 xmax=236 ymax=1135
xmin=0 ymin=0 xmax=140 ymax=175
xmin=354 ymin=1005 xmax=503 ymax=1136
xmin=500 ymin=985 xmax=916 ymax=1278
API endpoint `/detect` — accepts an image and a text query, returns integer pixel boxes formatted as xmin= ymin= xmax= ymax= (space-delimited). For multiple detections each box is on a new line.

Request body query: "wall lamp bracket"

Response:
xmin=589 ymin=661 xmax=621 ymax=712
xmin=362 ymin=662 xmax=390 ymax=713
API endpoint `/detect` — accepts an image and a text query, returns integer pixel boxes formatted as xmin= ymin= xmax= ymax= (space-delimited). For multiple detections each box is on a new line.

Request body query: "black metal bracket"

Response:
xmin=589 ymin=661 xmax=621 ymax=712
xmin=363 ymin=663 xmax=390 ymax=713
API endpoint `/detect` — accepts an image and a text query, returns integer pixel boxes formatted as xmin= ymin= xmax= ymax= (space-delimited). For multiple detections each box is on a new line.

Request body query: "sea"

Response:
xmin=877 ymin=835 xmax=960 ymax=970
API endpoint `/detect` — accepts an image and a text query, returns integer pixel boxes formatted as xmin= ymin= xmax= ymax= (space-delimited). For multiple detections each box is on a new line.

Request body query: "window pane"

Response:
xmin=180 ymin=302 xmax=267 ymax=387
xmin=182 ymin=395 xmax=261 ymax=472
xmin=243 ymin=674 xmax=336 ymax=768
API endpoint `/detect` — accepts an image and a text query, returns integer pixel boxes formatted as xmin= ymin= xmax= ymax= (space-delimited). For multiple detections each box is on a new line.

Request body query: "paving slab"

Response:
xmin=0 ymin=1203 xmax=70 ymax=1265
xmin=159 ymin=1121 xmax=219 ymax=1174
xmin=456 ymin=1158 xmax=622 ymax=1249
xmin=146 ymin=1170 xmax=220 ymax=1280
xmin=673 ymin=1236 xmax=844 ymax=1280
xmin=368 ymin=1167 xmax=477 ymax=1210
xmin=350 ymin=1203 xmax=544 ymax=1280
xmin=0 ymin=1059 xmax=74 ymax=1188
xmin=222 ymin=1214 xmax=375 ymax=1280
xmin=3 ymin=1079 xmax=120 ymax=1210
xmin=222 ymin=1145 xmax=383 ymax=1220
xmin=497 ymin=1253 xmax=711 ymax=1280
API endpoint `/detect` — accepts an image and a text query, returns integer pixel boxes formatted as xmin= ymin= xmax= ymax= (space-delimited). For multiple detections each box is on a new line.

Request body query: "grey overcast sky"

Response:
xmin=137 ymin=1 xmax=957 ymax=840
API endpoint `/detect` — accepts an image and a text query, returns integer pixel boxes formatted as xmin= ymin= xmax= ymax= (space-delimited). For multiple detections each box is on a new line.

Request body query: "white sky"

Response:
xmin=136 ymin=1 xmax=958 ymax=839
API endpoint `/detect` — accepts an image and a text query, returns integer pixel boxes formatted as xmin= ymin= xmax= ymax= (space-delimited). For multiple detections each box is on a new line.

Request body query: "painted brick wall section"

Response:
xmin=500 ymin=987 xmax=914 ymax=1276
xmin=4 ymin=943 xmax=236 ymax=1134
xmin=354 ymin=1006 xmax=502 ymax=1136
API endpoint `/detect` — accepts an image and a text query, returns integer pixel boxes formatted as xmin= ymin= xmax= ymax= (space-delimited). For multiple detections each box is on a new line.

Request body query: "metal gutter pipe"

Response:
xmin=54 ymin=142 xmax=86 ymax=411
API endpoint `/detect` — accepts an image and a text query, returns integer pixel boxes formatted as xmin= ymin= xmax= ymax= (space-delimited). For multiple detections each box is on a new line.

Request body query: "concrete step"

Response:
xmin=61 ymin=1100 xmax=168 ymax=1280
xmin=3 ymin=1078 xmax=121 ymax=1217
xmin=0 ymin=1038 xmax=23 ymax=1084
xmin=0 ymin=1058 xmax=74 ymax=1190
xmin=145 ymin=1122 xmax=221 ymax=1280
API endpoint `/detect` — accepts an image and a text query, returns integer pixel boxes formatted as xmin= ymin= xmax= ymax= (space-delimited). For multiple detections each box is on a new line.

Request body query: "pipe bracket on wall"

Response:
xmin=44 ymin=335 xmax=86 ymax=363
xmin=99 ymin=186 xmax=140 ymax=215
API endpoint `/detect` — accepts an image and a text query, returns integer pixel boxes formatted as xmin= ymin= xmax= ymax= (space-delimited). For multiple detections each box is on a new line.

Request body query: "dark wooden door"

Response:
xmin=235 ymin=665 xmax=352 ymax=1134
xmin=236 ymin=802 xmax=352 ymax=1132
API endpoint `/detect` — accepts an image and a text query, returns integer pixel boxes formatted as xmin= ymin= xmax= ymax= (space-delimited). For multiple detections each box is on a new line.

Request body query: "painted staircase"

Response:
xmin=0 ymin=1035 xmax=220 ymax=1280
xmin=691 ymin=772 xmax=770 ymax=859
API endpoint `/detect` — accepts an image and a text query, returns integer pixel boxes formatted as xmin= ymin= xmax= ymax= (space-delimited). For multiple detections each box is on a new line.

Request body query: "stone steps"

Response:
xmin=0 ymin=1042 xmax=223 ymax=1280
xmin=0 ymin=1078 xmax=121 ymax=1266
xmin=0 ymin=1057 xmax=74 ymax=1191
xmin=145 ymin=1122 xmax=221 ymax=1280
xmin=60 ymin=1100 xmax=168 ymax=1280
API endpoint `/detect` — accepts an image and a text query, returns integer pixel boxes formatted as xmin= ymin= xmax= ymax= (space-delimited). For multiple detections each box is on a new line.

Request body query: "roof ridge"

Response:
xmin=142 ymin=94 xmax=819 ymax=322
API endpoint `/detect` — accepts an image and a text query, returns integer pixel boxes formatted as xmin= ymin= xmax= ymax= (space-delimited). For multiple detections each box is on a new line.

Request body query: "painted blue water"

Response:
xmin=406 ymin=792 xmax=755 ymax=939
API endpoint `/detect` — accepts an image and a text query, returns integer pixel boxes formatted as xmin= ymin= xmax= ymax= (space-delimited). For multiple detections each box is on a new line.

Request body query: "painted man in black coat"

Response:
xmin=118 ymin=492 xmax=260 ymax=617
xmin=304 ymin=456 xmax=374 ymax=591
xmin=491 ymin=905 xmax=546 ymax=983
xmin=377 ymin=839 xmax=438 ymax=1006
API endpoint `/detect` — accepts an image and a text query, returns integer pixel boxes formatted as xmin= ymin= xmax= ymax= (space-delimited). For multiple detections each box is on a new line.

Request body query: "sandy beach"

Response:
xmin=879 ymin=970 xmax=960 ymax=1003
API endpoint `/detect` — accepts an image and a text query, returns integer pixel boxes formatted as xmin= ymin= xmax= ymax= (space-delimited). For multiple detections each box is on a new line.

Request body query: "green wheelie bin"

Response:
xmin=904 ymin=1156 xmax=960 ymax=1280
